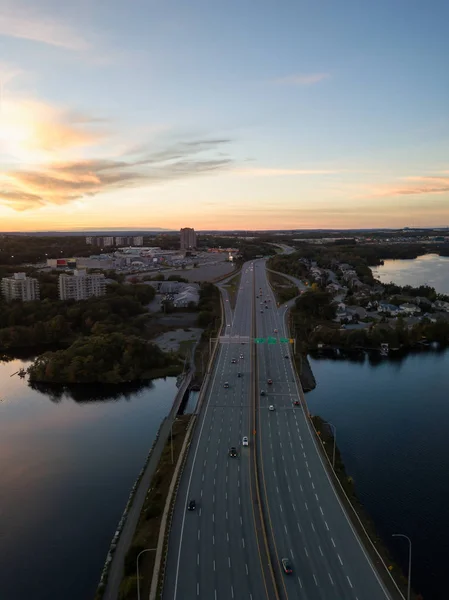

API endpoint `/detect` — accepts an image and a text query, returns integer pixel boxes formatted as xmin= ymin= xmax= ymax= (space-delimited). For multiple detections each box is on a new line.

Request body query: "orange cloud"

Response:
xmin=0 ymin=140 xmax=234 ymax=211
xmin=360 ymin=175 xmax=449 ymax=198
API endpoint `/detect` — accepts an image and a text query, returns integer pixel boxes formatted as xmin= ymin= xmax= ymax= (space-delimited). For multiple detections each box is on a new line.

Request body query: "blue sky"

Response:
xmin=0 ymin=0 xmax=448 ymax=230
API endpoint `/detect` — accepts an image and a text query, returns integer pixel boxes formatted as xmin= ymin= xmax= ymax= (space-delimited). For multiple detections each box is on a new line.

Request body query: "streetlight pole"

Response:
xmin=324 ymin=422 xmax=336 ymax=469
xmin=392 ymin=533 xmax=412 ymax=600
xmin=136 ymin=548 xmax=157 ymax=600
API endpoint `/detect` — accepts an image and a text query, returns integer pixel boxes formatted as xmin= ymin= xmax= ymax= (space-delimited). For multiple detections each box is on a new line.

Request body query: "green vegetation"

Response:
xmin=0 ymin=235 xmax=94 ymax=266
xmin=224 ymin=271 xmax=242 ymax=309
xmin=193 ymin=283 xmax=221 ymax=383
xmin=267 ymin=270 xmax=298 ymax=304
xmin=116 ymin=415 xmax=191 ymax=600
xmin=0 ymin=283 xmax=155 ymax=350
xmin=27 ymin=333 xmax=182 ymax=383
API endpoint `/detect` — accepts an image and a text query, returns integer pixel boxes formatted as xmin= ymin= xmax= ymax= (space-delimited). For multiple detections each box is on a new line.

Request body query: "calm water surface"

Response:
xmin=307 ymin=349 xmax=449 ymax=600
xmin=0 ymin=358 xmax=178 ymax=600
xmin=372 ymin=253 xmax=449 ymax=294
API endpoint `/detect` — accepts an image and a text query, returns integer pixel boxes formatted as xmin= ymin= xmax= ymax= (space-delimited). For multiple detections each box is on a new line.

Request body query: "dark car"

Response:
xmin=267 ymin=379 xmax=273 ymax=385
xmin=224 ymin=382 xmax=229 ymax=389
xmin=229 ymin=447 xmax=237 ymax=457
xmin=237 ymin=372 xmax=242 ymax=378
xmin=293 ymin=400 xmax=300 ymax=406
xmin=281 ymin=558 xmax=293 ymax=574
xmin=231 ymin=358 xmax=237 ymax=364
xmin=284 ymin=355 xmax=289 ymax=359
xmin=260 ymin=390 xmax=266 ymax=396
xmin=188 ymin=499 xmax=196 ymax=511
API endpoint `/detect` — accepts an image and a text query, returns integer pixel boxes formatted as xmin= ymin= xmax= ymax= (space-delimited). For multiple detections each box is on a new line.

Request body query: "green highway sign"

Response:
xmin=254 ymin=338 xmax=265 ymax=343
xmin=280 ymin=337 xmax=289 ymax=343
xmin=267 ymin=337 xmax=277 ymax=344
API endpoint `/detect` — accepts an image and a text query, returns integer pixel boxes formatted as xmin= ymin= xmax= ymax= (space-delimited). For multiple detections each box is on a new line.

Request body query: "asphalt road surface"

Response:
xmin=163 ymin=258 xmax=394 ymax=600
xmin=163 ymin=263 xmax=270 ymax=600
xmin=254 ymin=259 xmax=393 ymax=600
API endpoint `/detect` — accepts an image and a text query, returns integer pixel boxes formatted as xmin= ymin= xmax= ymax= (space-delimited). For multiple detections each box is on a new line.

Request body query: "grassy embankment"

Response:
xmin=266 ymin=269 xmax=298 ymax=305
xmin=115 ymin=415 xmax=191 ymax=600
xmin=310 ymin=415 xmax=422 ymax=599
xmin=222 ymin=270 xmax=242 ymax=309
xmin=192 ymin=283 xmax=222 ymax=385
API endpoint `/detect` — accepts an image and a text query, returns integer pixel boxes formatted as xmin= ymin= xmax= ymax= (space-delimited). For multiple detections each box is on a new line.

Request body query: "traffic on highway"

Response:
xmin=163 ymin=260 xmax=394 ymax=600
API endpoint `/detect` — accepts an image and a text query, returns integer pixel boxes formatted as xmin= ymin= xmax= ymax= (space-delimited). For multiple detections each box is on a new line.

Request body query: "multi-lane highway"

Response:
xmin=254 ymin=259 xmax=393 ymax=600
xmin=163 ymin=263 xmax=271 ymax=600
xmin=163 ymin=258 xmax=395 ymax=600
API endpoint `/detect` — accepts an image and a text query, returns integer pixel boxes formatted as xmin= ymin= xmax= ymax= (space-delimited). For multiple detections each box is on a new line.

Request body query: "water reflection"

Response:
xmin=28 ymin=379 xmax=156 ymax=403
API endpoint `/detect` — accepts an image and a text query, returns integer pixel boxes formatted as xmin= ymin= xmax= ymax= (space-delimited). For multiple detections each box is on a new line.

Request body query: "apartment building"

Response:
xmin=180 ymin=227 xmax=197 ymax=250
xmin=58 ymin=270 xmax=106 ymax=301
xmin=1 ymin=272 xmax=40 ymax=302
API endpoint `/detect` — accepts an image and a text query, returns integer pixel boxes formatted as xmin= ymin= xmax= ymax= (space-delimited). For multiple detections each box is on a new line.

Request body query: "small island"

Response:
xmin=27 ymin=333 xmax=182 ymax=384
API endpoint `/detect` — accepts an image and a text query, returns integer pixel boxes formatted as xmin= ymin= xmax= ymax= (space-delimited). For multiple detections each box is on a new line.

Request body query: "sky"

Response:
xmin=0 ymin=0 xmax=448 ymax=231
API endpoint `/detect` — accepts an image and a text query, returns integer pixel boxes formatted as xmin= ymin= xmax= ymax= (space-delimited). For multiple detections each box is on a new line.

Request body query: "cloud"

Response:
xmin=233 ymin=167 xmax=342 ymax=177
xmin=0 ymin=98 xmax=108 ymax=162
xmin=0 ymin=10 xmax=89 ymax=51
xmin=0 ymin=139 xmax=234 ymax=211
xmin=273 ymin=73 xmax=330 ymax=86
xmin=361 ymin=175 xmax=449 ymax=198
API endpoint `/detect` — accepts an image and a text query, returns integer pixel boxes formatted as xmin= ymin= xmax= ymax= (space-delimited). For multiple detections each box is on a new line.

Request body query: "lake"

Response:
xmin=0 ymin=358 xmax=179 ymax=600
xmin=307 ymin=348 xmax=449 ymax=600
xmin=372 ymin=253 xmax=449 ymax=294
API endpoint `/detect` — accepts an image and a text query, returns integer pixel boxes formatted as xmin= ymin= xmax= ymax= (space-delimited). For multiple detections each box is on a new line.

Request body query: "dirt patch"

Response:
xmin=152 ymin=328 xmax=203 ymax=353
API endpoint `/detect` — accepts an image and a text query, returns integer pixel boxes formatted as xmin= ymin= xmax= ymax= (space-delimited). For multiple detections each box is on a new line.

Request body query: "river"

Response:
xmin=0 ymin=357 xmax=179 ymax=600
xmin=307 ymin=347 xmax=448 ymax=600
xmin=372 ymin=253 xmax=449 ymax=294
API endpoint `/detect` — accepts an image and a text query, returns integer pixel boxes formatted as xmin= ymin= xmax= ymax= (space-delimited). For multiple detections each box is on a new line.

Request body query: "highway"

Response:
xmin=254 ymin=259 xmax=393 ymax=600
xmin=163 ymin=263 xmax=272 ymax=600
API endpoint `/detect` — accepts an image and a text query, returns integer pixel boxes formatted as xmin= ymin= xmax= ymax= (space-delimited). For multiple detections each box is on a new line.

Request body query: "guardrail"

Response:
xmin=283 ymin=305 xmax=406 ymax=600
xmin=152 ymin=283 xmax=224 ymax=598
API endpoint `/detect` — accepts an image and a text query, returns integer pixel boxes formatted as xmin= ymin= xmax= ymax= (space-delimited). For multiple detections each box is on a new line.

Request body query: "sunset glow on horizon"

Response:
xmin=0 ymin=1 xmax=448 ymax=231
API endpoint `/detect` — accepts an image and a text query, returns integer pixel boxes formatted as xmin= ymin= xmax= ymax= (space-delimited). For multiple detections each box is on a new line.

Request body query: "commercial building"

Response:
xmin=86 ymin=236 xmax=144 ymax=247
xmin=1 ymin=272 xmax=40 ymax=302
xmin=58 ymin=270 xmax=106 ymax=301
xmin=180 ymin=227 xmax=197 ymax=251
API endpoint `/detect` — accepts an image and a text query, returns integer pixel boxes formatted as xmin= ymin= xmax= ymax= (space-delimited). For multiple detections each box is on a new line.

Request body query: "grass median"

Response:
xmin=117 ymin=414 xmax=192 ymax=600
xmin=223 ymin=271 xmax=242 ymax=309
xmin=266 ymin=270 xmax=298 ymax=305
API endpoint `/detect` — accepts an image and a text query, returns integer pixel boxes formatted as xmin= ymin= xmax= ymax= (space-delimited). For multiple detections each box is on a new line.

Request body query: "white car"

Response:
xmin=274 ymin=329 xmax=278 ymax=333
xmin=242 ymin=436 xmax=249 ymax=446
xmin=268 ymin=405 xmax=275 ymax=411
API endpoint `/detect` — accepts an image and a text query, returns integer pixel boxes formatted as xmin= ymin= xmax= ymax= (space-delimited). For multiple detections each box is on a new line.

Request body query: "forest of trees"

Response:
xmin=0 ymin=283 xmax=155 ymax=350
xmin=27 ymin=333 xmax=182 ymax=383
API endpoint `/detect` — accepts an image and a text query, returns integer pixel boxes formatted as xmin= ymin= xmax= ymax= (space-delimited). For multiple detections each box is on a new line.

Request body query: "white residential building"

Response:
xmin=1 ymin=272 xmax=40 ymax=302
xmin=58 ymin=270 xmax=106 ymax=301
